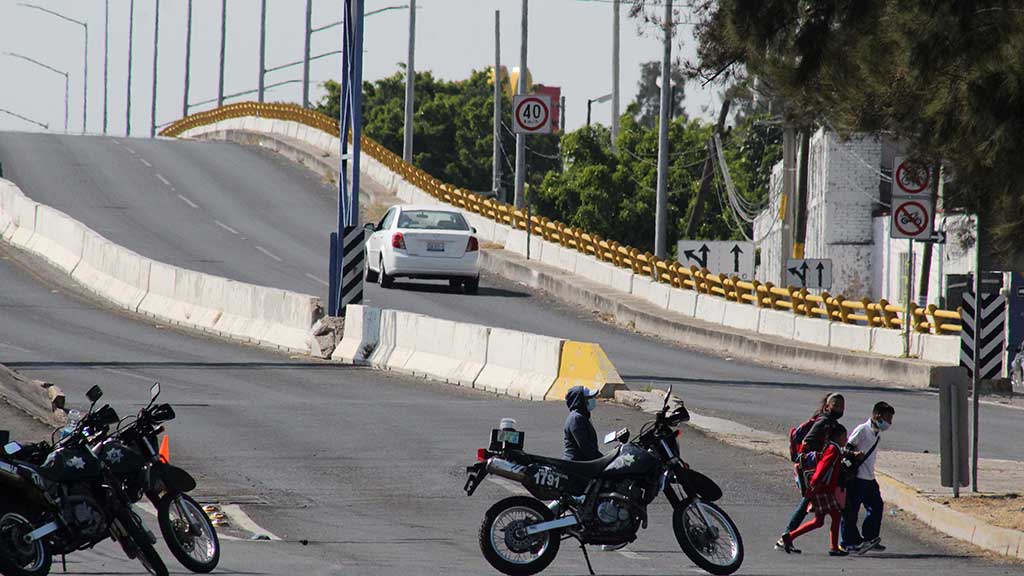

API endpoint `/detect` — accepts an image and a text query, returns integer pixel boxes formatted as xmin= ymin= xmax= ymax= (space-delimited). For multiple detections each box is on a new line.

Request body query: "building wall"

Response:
xmin=754 ymin=162 xmax=785 ymax=286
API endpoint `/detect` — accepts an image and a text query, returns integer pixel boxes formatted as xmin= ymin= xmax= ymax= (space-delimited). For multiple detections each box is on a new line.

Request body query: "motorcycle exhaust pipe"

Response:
xmin=486 ymin=458 xmax=527 ymax=482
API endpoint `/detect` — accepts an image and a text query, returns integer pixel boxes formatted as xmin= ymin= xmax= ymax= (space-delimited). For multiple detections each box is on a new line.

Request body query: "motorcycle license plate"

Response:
xmin=427 ymin=241 xmax=445 ymax=252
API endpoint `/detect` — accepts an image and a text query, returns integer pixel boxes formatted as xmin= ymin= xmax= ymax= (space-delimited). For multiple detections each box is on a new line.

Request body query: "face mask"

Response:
xmin=876 ymin=419 xmax=891 ymax=432
xmin=587 ymin=398 xmax=597 ymax=412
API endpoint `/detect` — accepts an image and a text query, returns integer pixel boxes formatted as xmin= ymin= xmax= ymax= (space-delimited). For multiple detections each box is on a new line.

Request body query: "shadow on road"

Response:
xmin=622 ymin=375 xmax=935 ymax=396
xmin=384 ymin=281 xmax=530 ymax=298
xmin=2 ymin=361 xmax=351 ymax=370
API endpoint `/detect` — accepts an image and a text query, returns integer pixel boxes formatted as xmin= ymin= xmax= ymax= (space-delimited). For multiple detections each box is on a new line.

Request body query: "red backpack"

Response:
xmin=788 ymin=415 xmax=820 ymax=463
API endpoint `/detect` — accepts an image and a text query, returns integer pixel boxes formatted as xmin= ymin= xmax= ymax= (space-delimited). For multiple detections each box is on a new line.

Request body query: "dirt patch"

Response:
xmin=933 ymin=494 xmax=1024 ymax=532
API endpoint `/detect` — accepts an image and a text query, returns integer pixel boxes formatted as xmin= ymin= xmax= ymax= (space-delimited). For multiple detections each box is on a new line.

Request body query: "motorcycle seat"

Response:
xmin=528 ymin=447 xmax=620 ymax=479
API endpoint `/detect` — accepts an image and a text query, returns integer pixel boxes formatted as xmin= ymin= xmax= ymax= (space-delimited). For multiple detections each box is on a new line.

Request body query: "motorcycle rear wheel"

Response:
xmin=115 ymin=508 xmax=169 ymax=576
xmin=158 ymin=493 xmax=220 ymax=573
xmin=673 ymin=498 xmax=744 ymax=576
xmin=478 ymin=496 xmax=560 ymax=576
xmin=0 ymin=513 xmax=51 ymax=576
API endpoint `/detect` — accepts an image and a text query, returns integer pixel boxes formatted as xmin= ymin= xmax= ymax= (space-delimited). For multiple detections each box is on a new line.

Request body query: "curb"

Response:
xmin=610 ymin=389 xmax=1024 ymax=560
xmin=0 ymin=363 xmax=66 ymax=428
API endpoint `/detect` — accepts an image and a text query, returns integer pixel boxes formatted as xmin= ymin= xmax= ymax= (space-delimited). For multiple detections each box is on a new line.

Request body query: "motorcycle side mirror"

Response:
xmin=662 ymin=385 xmax=673 ymax=411
xmin=86 ymin=385 xmax=103 ymax=404
xmin=3 ymin=442 xmax=22 ymax=455
xmin=150 ymin=382 xmax=161 ymax=402
xmin=603 ymin=428 xmax=630 ymax=445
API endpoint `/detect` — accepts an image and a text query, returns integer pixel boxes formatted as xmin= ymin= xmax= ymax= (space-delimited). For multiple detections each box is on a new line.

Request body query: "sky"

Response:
xmin=0 ymin=0 xmax=720 ymax=136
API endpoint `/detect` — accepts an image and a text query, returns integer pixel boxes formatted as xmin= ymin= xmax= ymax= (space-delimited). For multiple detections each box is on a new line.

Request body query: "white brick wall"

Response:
xmin=754 ymin=163 xmax=785 ymax=286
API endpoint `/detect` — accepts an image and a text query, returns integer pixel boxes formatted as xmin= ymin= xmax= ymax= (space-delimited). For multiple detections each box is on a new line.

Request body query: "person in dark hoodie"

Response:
xmin=564 ymin=386 xmax=602 ymax=461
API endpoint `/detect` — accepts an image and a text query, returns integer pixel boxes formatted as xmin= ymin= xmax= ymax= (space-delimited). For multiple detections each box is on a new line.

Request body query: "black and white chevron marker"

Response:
xmin=960 ymin=291 xmax=1006 ymax=380
xmin=340 ymin=225 xmax=366 ymax=308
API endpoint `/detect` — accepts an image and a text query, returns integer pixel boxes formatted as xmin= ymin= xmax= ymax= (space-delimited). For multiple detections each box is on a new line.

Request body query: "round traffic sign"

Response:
xmin=514 ymin=96 xmax=550 ymax=133
xmin=895 ymin=160 xmax=930 ymax=194
xmin=894 ymin=200 xmax=929 ymax=237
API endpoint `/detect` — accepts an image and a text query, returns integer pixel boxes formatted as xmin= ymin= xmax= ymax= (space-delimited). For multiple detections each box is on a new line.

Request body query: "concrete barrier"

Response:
xmin=72 ymin=230 xmax=151 ymax=312
xmin=547 ymin=342 xmax=624 ymax=400
xmin=919 ymin=333 xmax=960 ymax=365
xmin=645 ymin=281 xmax=671 ymax=310
xmin=27 ymin=205 xmax=85 ymax=274
xmin=630 ymin=276 xmax=652 ymax=302
xmin=609 ymin=267 xmax=634 ymax=294
xmin=476 ymin=328 xmax=564 ymax=400
xmin=333 ymin=304 xmax=382 ymax=364
xmin=721 ymin=299 xmax=760 ymax=332
xmin=375 ymin=309 xmax=420 ymax=372
xmin=830 ymin=322 xmax=872 ymax=352
xmin=667 ymin=287 xmax=698 ymax=317
xmin=757 ymin=308 xmax=796 ymax=340
xmin=6 ymin=192 xmax=38 ymax=247
xmin=576 ymin=255 xmax=614 ymax=286
xmin=695 ymin=294 xmax=728 ymax=325
xmin=794 ymin=316 xmax=832 ymax=346
xmin=403 ymin=314 xmax=490 ymax=386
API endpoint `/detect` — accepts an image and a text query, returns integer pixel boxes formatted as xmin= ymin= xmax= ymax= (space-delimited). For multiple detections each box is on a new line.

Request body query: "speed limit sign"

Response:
xmin=513 ymin=94 xmax=552 ymax=134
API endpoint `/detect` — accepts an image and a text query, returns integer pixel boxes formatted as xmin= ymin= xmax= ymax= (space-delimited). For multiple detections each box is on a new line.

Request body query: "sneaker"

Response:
xmin=869 ymin=541 xmax=886 ymax=552
xmin=856 ymin=537 xmax=881 ymax=555
xmin=844 ymin=543 xmax=861 ymax=554
xmin=774 ymin=535 xmax=801 ymax=555
xmin=829 ymin=548 xmax=850 ymax=557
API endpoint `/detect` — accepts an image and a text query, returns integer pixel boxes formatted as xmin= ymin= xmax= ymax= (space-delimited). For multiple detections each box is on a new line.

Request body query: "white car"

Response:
xmin=364 ymin=205 xmax=481 ymax=293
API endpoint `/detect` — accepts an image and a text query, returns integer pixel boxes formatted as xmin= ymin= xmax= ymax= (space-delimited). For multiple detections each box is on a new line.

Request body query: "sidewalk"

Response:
xmin=613 ymin=390 xmax=1024 ymax=560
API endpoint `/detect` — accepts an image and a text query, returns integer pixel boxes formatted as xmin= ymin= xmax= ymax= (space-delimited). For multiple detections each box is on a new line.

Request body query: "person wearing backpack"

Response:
xmin=779 ymin=423 xmax=850 ymax=556
xmin=840 ymin=401 xmax=895 ymax=554
xmin=776 ymin=393 xmax=845 ymax=553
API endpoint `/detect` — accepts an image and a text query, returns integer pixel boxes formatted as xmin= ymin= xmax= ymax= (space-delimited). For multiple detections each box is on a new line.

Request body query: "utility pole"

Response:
xmin=513 ymin=0 xmax=528 ymax=209
xmin=794 ymin=131 xmax=810 ymax=258
xmin=149 ymin=0 xmax=160 ymax=138
xmin=218 ymin=0 xmax=227 ymax=108
xmin=103 ymin=0 xmax=109 ymax=134
xmin=684 ymin=98 xmax=731 ymax=238
xmin=971 ymin=208 xmax=982 ymax=493
xmin=492 ymin=10 xmax=502 ymax=200
xmin=302 ymin=0 xmax=312 ymax=108
xmin=258 ymin=0 xmax=267 ymax=103
xmin=126 ymin=0 xmax=135 ymax=136
xmin=780 ymin=125 xmax=797 ymax=280
xmin=611 ymin=0 xmax=620 ymax=150
xmin=653 ymin=0 xmax=672 ymax=258
xmin=183 ymin=0 xmax=193 ymax=118
xmin=918 ymin=161 xmax=942 ymax=305
xmin=402 ymin=0 xmax=416 ymax=163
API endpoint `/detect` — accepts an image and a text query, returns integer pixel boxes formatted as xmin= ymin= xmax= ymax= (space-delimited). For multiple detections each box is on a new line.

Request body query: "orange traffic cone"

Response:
xmin=159 ymin=436 xmax=170 ymax=464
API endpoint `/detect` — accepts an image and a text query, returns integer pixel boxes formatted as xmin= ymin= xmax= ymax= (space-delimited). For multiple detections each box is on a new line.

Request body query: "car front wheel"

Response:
xmin=463 ymin=276 xmax=480 ymax=295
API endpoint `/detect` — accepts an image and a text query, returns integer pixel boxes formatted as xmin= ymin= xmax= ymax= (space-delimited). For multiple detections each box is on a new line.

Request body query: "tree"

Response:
xmin=629 ymin=60 xmax=688 ymax=129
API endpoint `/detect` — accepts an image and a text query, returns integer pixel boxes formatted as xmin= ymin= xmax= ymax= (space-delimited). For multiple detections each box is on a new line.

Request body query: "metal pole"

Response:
xmin=83 ymin=23 xmax=89 ymax=133
xmin=150 ymin=0 xmax=160 ymax=138
xmin=951 ymin=381 xmax=961 ymax=498
xmin=972 ymin=213 xmax=982 ymax=492
xmin=63 ymin=73 xmax=69 ymax=132
xmin=513 ymin=0 xmax=528 ymax=209
xmin=492 ymin=10 xmax=502 ymax=199
xmin=126 ymin=0 xmax=135 ymax=136
xmin=302 ymin=0 xmax=312 ymax=108
xmin=904 ymin=238 xmax=915 ymax=356
xmin=258 ymin=0 xmax=267 ymax=103
xmin=402 ymin=0 xmax=416 ymax=163
xmin=611 ymin=0 xmax=620 ymax=149
xmin=218 ymin=0 xmax=227 ymax=108
xmin=559 ymin=95 xmax=565 ymax=133
xmin=103 ymin=0 xmax=109 ymax=134
xmin=654 ymin=0 xmax=672 ymax=258
xmin=183 ymin=0 xmax=192 ymax=118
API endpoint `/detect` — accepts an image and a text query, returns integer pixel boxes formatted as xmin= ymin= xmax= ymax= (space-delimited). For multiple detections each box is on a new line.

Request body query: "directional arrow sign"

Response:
xmin=785 ymin=258 xmax=832 ymax=289
xmin=683 ymin=244 xmax=711 ymax=269
xmin=676 ymin=240 xmax=755 ymax=279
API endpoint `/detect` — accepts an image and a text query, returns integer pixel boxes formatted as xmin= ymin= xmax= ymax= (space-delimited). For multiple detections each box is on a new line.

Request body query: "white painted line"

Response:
xmin=124 ymin=146 xmax=137 ymax=155
xmin=305 ymin=273 xmax=329 ymax=287
xmin=214 ymin=220 xmax=239 ymax=235
xmin=254 ymin=246 xmax=282 ymax=262
xmin=616 ymin=549 xmax=646 ymax=560
xmin=139 ymin=158 xmax=153 ymax=168
xmin=135 ymin=501 xmax=243 ymax=541
xmin=156 ymin=174 xmax=172 ymax=187
xmin=103 ymin=368 xmax=156 ymax=383
xmin=221 ymin=504 xmax=281 ymax=541
xmin=486 ymin=476 xmax=526 ymax=495
xmin=177 ymin=194 xmax=199 ymax=208
xmin=0 ymin=341 xmax=33 ymax=353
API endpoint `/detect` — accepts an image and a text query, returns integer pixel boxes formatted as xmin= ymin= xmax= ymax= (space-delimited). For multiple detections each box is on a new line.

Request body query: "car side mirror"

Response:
xmin=87 ymin=385 xmax=103 ymax=403
xmin=472 ymin=227 xmax=477 ymax=234
xmin=364 ymin=222 xmax=376 ymax=232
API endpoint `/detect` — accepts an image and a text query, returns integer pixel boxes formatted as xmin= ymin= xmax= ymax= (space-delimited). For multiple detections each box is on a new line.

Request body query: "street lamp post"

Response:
xmin=127 ymin=0 xmax=135 ymax=135
xmin=150 ymin=0 xmax=160 ymax=138
xmin=586 ymin=93 xmax=612 ymax=127
xmin=183 ymin=0 xmax=193 ymax=117
xmin=0 ymin=108 xmax=49 ymax=131
xmin=103 ymin=0 xmax=109 ymax=134
xmin=5 ymin=52 xmax=69 ymax=132
xmin=402 ymin=0 xmax=416 ymax=163
xmin=19 ymin=3 xmax=88 ymax=134
xmin=258 ymin=0 xmax=267 ymax=102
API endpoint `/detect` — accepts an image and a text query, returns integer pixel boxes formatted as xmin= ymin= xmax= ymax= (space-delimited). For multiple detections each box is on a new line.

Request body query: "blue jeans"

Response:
xmin=785 ymin=497 xmax=809 ymax=533
xmin=841 ymin=478 xmax=884 ymax=547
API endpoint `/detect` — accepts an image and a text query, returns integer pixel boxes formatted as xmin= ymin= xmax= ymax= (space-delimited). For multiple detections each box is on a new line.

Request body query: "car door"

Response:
xmin=368 ymin=208 xmax=395 ymax=270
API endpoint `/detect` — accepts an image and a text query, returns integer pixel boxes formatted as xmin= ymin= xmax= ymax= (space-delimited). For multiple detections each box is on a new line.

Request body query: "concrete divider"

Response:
xmin=830 ymin=322 xmax=872 ymax=352
xmin=26 ymin=205 xmax=85 ymax=274
xmin=757 ymin=308 xmax=796 ymax=339
xmin=645 ymin=281 xmax=671 ymax=310
xmin=6 ymin=192 xmax=38 ymax=247
xmin=576 ymin=254 xmax=614 ymax=286
xmin=721 ymin=299 xmax=760 ymax=332
xmin=476 ymin=328 xmax=564 ymax=400
xmin=72 ymin=230 xmax=151 ymax=312
xmin=609 ymin=267 xmax=634 ymax=295
xmin=372 ymin=308 xmax=420 ymax=371
xmin=695 ymin=294 xmax=728 ymax=325
xmin=547 ymin=342 xmax=624 ymax=400
xmin=667 ymin=287 xmax=698 ymax=317
xmin=333 ymin=304 xmax=382 ymax=364
xmin=403 ymin=313 xmax=490 ymax=386
xmin=795 ymin=316 xmax=832 ymax=345
xmin=919 ymin=333 xmax=960 ymax=365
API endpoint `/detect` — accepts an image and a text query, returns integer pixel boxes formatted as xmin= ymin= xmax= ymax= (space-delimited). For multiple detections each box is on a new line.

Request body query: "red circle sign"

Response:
xmin=895 ymin=161 xmax=930 ymax=194
xmin=515 ymin=97 xmax=550 ymax=132
xmin=894 ymin=200 xmax=929 ymax=237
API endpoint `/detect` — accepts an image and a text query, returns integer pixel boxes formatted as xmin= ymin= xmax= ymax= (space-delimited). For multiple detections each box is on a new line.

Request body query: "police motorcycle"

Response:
xmin=464 ymin=386 xmax=744 ymax=576
xmin=93 ymin=382 xmax=219 ymax=573
xmin=0 ymin=385 xmax=168 ymax=576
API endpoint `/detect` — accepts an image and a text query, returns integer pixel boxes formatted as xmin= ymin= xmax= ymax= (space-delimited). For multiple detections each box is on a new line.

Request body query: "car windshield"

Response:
xmin=396 ymin=210 xmax=470 ymax=231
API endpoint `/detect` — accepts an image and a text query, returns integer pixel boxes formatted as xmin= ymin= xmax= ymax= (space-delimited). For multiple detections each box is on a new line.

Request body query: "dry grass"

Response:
xmin=935 ymin=494 xmax=1024 ymax=532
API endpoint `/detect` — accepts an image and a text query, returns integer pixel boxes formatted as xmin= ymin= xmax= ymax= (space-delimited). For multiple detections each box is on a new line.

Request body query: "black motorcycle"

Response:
xmin=464 ymin=387 xmax=744 ymax=576
xmin=0 ymin=385 xmax=168 ymax=576
xmin=93 ymin=382 xmax=220 ymax=573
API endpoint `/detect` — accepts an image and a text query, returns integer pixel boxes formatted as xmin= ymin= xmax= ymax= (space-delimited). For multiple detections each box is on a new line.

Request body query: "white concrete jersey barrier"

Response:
xmin=179 ymin=119 xmax=961 ymax=367
xmin=0 ymin=178 xmax=320 ymax=354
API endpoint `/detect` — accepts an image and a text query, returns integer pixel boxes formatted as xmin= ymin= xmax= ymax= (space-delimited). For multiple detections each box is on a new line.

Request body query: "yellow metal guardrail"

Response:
xmin=160 ymin=103 xmax=963 ymax=335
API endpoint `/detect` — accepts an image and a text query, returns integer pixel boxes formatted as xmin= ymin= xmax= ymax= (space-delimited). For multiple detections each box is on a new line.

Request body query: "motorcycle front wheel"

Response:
xmin=0 ymin=513 xmax=51 ymax=576
xmin=158 ymin=493 xmax=220 ymax=573
xmin=478 ymin=496 xmax=560 ymax=576
xmin=673 ymin=498 xmax=744 ymax=576
xmin=115 ymin=508 xmax=169 ymax=576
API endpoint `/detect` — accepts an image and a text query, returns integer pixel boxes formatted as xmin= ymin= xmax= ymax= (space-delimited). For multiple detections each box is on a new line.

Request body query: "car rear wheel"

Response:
xmin=364 ymin=252 xmax=379 ymax=283
xmin=379 ymin=259 xmax=394 ymax=289
xmin=448 ymin=278 xmax=463 ymax=291
xmin=464 ymin=276 xmax=480 ymax=295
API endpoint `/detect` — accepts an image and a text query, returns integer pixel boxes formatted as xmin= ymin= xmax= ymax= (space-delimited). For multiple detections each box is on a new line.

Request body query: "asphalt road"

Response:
xmin=0 ymin=131 xmax=1020 ymax=467
xmin=0 ymin=243 xmax=1012 ymax=575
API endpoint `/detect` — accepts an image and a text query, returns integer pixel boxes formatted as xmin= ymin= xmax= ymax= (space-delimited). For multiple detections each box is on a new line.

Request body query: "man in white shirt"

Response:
xmin=841 ymin=401 xmax=895 ymax=554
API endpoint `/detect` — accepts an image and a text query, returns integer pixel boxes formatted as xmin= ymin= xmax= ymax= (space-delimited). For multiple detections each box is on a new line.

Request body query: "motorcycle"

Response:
xmin=93 ymin=382 xmax=220 ymax=573
xmin=464 ymin=386 xmax=744 ymax=576
xmin=0 ymin=385 xmax=168 ymax=576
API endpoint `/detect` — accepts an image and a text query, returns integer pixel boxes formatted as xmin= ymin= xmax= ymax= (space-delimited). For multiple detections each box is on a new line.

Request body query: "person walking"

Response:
xmin=779 ymin=423 xmax=850 ymax=556
xmin=777 ymin=393 xmax=845 ymax=553
xmin=841 ymin=401 xmax=895 ymax=553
